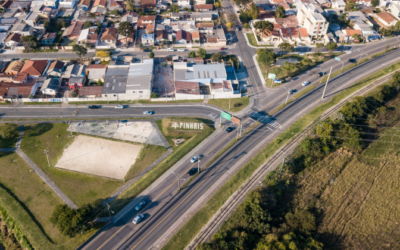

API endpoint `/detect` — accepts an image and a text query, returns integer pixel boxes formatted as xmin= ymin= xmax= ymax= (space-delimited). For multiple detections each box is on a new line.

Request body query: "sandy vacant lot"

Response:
xmin=55 ymin=135 xmax=141 ymax=180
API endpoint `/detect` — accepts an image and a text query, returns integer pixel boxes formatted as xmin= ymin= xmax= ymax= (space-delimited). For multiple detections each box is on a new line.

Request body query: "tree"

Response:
xmin=171 ymin=4 xmax=179 ymax=12
xmin=126 ymin=0 xmax=136 ymax=11
xmin=228 ymin=13 xmax=237 ymax=24
xmin=345 ymin=0 xmax=356 ymax=11
xmin=243 ymin=23 xmax=250 ymax=29
xmin=0 ymin=123 xmax=19 ymax=139
xmin=188 ymin=51 xmax=196 ymax=58
xmin=72 ymin=44 xmax=87 ymax=58
xmin=211 ymin=52 xmax=223 ymax=61
xmin=197 ymin=48 xmax=207 ymax=58
xmin=215 ymin=2 xmax=219 ymax=8
xmin=275 ymin=5 xmax=286 ymax=18
xmin=352 ymin=33 xmax=360 ymax=41
xmin=371 ymin=0 xmax=379 ymax=7
xmin=50 ymin=204 xmax=94 ymax=237
xmin=110 ymin=9 xmax=119 ymax=16
xmin=21 ymin=35 xmax=38 ymax=52
xmin=117 ymin=21 xmax=134 ymax=47
xmin=227 ymin=22 xmax=233 ymax=28
xmin=326 ymin=42 xmax=338 ymax=52
xmin=278 ymin=42 xmax=294 ymax=57
xmin=239 ymin=11 xmax=252 ymax=23
xmin=233 ymin=0 xmax=250 ymax=7
xmin=151 ymin=92 xmax=159 ymax=98
xmin=316 ymin=43 xmax=325 ymax=52
xmin=254 ymin=20 xmax=274 ymax=34
xmin=83 ymin=21 xmax=94 ymax=29
xmin=249 ymin=4 xmax=260 ymax=20
xmin=95 ymin=51 xmax=110 ymax=60
xmin=256 ymin=49 xmax=275 ymax=66
xmin=149 ymin=52 xmax=155 ymax=58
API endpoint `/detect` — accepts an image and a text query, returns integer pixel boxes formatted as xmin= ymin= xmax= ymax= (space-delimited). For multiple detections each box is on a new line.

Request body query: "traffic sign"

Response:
xmin=231 ymin=116 xmax=241 ymax=125
xmin=221 ymin=111 xmax=232 ymax=121
xmin=335 ymin=57 xmax=341 ymax=61
xmin=268 ymin=73 xmax=276 ymax=80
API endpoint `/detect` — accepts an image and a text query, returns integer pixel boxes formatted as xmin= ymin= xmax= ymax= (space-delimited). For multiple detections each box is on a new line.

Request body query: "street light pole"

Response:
xmin=172 ymin=171 xmax=180 ymax=190
xmin=44 ymin=150 xmax=50 ymax=168
xmin=197 ymin=160 xmax=200 ymax=174
xmin=322 ymin=67 xmax=332 ymax=99
xmin=283 ymin=87 xmax=290 ymax=105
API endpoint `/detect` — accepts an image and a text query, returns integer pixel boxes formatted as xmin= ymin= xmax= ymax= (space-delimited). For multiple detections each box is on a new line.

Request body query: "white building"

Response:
xmin=178 ymin=0 xmax=191 ymax=9
xmin=331 ymin=0 xmax=346 ymax=9
xmin=297 ymin=2 xmax=329 ymax=40
xmin=125 ymin=59 xmax=154 ymax=100
xmin=59 ymin=0 xmax=78 ymax=8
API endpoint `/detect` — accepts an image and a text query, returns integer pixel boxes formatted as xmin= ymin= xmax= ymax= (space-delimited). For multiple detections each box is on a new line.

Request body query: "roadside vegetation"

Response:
xmin=0 ymin=123 xmax=19 ymax=148
xmin=208 ymin=97 xmax=250 ymax=112
xmin=198 ymin=70 xmax=400 ymax=250
xmin=162 ymin=54 xmax=400 ymax=250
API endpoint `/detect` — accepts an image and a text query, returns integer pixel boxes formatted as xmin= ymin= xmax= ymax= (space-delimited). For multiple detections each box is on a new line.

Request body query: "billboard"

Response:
xmin=231 ymin=116 xmax=241 ymax=125
xmin=268 ymin=73 xmax=276 ymax=80
xmin=221 ymin=111 xmax=232 ymax=121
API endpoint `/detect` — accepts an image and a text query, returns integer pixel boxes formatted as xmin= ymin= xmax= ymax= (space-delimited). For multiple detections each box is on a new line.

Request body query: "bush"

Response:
xmin=151 ymin=92 xmax=160 ymax=98
xmin=50 ymin=204 xmax=94 ymax=237
xmin=0 ymin=123 xmax=19 ymax=139
xmin=149 ymin=52 xmax=155 ymax=58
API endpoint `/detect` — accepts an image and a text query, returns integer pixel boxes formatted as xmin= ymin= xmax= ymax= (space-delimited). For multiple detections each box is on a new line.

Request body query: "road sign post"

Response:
xmin=335 ymin=57 xmax=344 ymax=72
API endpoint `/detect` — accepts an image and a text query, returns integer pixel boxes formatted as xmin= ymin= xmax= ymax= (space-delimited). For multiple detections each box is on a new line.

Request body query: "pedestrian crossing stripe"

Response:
xmin=246 ymin=110 xmax=280 ymax=128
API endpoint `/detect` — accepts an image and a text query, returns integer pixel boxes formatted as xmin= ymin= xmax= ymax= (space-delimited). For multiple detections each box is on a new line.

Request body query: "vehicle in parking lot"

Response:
xmin=88 ymin=105 xmax=101 ymax=109
xmin=132 ymin=214 xmax=144 ymax=224
xmin=143 ymin=111 xmax=154 ymax=115
xmin=302 ymin=81 xmax=311 ymax=86
xmin=135 ymin=201 xmax=146 ymax=211
xmin=225 ymin=127 xmax=234 ymax=133
xmin=177 ymin=48 xmax=186 ymax=52
xmin=167 ymin=48 xmax=174 ymax=51
xmin=348 ymin=58 xmax=357 ymax=63
xmin=190 ymin=155 xmax=199 ymax=163
xmin=289 ymin=89 xmax=297 ymax=94
xmin=115 ymin=105 xmax=124 ymax=109
xmin=317 ymin=72 xmax=323 ymax=77
xmin=188 ymin=168 xmax=198 ymax=176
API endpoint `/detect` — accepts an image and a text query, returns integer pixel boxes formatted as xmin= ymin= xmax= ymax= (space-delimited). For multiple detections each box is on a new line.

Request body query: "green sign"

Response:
xmin=221 ymin=111 xmax=232 ymax=121
xmin=335 ymin=57 xmax=341 ymax=61
xmin=268 ymin=73 xmax=276 ymax=80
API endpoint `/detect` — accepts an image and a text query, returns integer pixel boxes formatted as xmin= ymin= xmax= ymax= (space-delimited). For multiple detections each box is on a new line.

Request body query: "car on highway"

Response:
xmin=132 ymin=214 xmax=144 ymax=224
xmin=289 ymin=89 xmax=297 ymax=94
xmin=220 ymin=47 xmax=225 ymax=50
xmin=135 ymin=201 xmax=146 ymax=211
xmin=348 ymin=58 xmax=357 ymax=63
xmin=115 ymin=105 xmax=124 ymax=109
xmin=167 ymin=48 xmax=174 ymax=51
xmin=143 ymin=111 xmax=154 ymax=115
xmin=88 ymin=105 xmax=101 ymax=109
xmin=188 ymin=168 xmax=198 ymax=176
xmin=225 ymin=127 xmax=234 ymax=133
xmin=177 ymin=48 xmax=186 ymax=52
xmin=190 ymin=155 xmax=199 ymax=163
xmin=317 ymin=72 xmax=323 ymax=77
xmin=302 ymin=81 xmax=311 ymax=86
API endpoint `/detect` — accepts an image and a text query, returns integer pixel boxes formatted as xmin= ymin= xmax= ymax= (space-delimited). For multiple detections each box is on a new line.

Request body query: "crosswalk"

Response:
xmin=246 ymin=109 xmax=280 ymax=128
xmin=208 ymin=113 xmax=218 ymax=120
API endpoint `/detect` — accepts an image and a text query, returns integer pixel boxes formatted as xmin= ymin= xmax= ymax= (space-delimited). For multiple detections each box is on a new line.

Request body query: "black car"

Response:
xmin=188 ymin=168 xmax=198 ymax=176
xmin=143 ymin=48 xmax=151 ymax=52
xmin=317 ymin=72 xmax=323 ymax=77
xmin=226 ymin=127 xmax=234 ymax=133
xmin=348 ymin=58 xmax=357 ymax=63
xmin=289 ymin=89 xmax=297 ymax=94
xmin=88 ymin=105 xmax=100 ymax=109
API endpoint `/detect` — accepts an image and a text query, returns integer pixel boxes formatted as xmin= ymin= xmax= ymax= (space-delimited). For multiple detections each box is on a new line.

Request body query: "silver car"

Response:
xmin=132 ymin=214 xmax=144 ymax=224
xmin=135 ymin=201 xmax=146 ymax=211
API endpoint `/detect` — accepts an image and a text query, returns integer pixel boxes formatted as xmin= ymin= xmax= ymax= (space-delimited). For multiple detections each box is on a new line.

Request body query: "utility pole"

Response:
xmin=229 ymin=97 xmax=231 ymax=110
xmin=322 ymin=67 xmax=332 ymax=99
xmin=44 ymin=150 xmax=50 ymax=168
xmin=285 ymin=89 xmax=290 ymax=104
xmin=197 ymin=160 xmax=201 ymax=174
xmin=172 ymin=171 xmax=180 ymax=190
xmin=106 ymin=203 xmax=114 ymax=222
xmin=280 ymin=157 xmax=285 ymax=174
xmin=339 ymin=60 xmax=344 ymax=72
xmin=239 ymin=122 xmax=242 ymax=136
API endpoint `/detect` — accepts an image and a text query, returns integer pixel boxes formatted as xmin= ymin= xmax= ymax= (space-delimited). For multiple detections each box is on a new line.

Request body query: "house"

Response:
xmin=190 ymin=13 xmax=213 ymax=21
xmin=7 ymin=83 xmax=38 ymax=98
xmin=176 ymin=30 xmax=192 ymax=44
xmin=0 ymin=73 xmax=14 ymax=83
xmin=207 ymin=34 xmax=218 ymax=44
xmin=42 ymin=32 xmax=57 ymax=44
xmin=156 ymin=30 xmax=168 ymax=44
xmin=97 ymin=27 xmax=117 ymax=48
xmin=137 ymin=15 xmax=156 ymax=28
xmin=91 ymin=6 xmax=107 ymax=15
xmin=343 ymin=27 xmax=362 ymax=40
xmin=0 ymin=81 xmax=13 ymax=101
xmin=261 ymin=23 xmax=283 ymax=44
xmin=296 ymin=2 xmax=329 ymax=40
xmin=9 ymin=1 xmax=31 ymax=10
xmin=331 ymin=0 xmax=346 ymax=9
xmin=86 ymin=64 xmax=107 ymax=83
xmin=191 ymin=31 xmax=200 ymax=42
xmin=146 ymin=23 xmax=155 ymax=33
xmin=195 ymin=4 xmax=213 ymax=11
xmin=5 ymin=61 xmax=24 ymax=75
xmin=171 ymin=12 xmax=191 ymax=20
xmin=108 ymin=0 xmax=124 ymax=12
xmin=18 ymin=60 xmax=48 ymax=78
xmin=63 ymin=64 xmax=86 ymax=79
xmin=216 ymin=28 xmax=226 ymax=45
xmin=47 ymin=61 xmax=65 ymax=77
xmin=196 ymin=22 xmax=214 ymax=34
xmin=41 ymin=78 xmax=59 ymax=95
xmin=125 ymin=59 xmax=154 ymax=99
xmin=43 ymin=0 xmax=58 ymax=8
xmin=68 ymin=76 xmax=85 ymax=89
xmin=121 ymin=13 xmax=139 ymax=24
xmin=93 ymin=0 xmax=107 ymax=7
xmin=141 ymin=0 xmax=156 ymax=10
xmin=12 ymin=73 xmax=31 ymax=83
xmin=59 ymin=0 xmax=78 ymax=8
xmin=141 ymin=33 xmax=154 ymax=46
xmin=77 ymin=27 xmax=99 ymax=45
xmin=316 ymin=0 xmax=331 ymax=8
xmin=4 ymin=33 xmax=21 ymax=47
xmin=62 ymin=21 xmax=84 ymax=39
xmin=10 ymin=21 xmax=34 ymax=36
xmin=178 ymin=0 xmax=191 ymax=9
xmin=118 ymin=32 xmax=134 ymax=46
xmin=79 ymin=86 xmax=103 ymax=97
xmin=375 ymin=12 xmax=398 ymax=26
xmin=78 ymin=0 xmax=91 ymax=10
xmin=102 ymin=65 xmax=129 ymax=99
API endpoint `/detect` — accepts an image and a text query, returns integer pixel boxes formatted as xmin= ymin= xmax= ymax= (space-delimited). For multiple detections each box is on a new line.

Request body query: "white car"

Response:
xmin=302 ymin=81 xmax=311 ymax=86
xmin=167 ymin=48 xmax=174 ymax=51
xmin=143 ymin=111 xmax=154 ymax=115
xmin=115 ymin=105 xmax=124 ymax=109
xmin=135 ymin=201 xmax=146 ymax=211
xmin=190 ymin=155 xmax=199 ymax=163
xmin=177 ymin=48 xmax=186 ymax=52
xmin=132 ymin=214 xmax=144 ymax=224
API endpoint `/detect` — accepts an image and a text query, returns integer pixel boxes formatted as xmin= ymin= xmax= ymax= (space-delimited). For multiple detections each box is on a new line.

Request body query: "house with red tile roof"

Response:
xmin=7 ymin=83 xmax=37 ymax=99
xmin=93 ymin=0 xmax=107 ymax=7
xmin=97 ymin=27 xmax=118 ymax=49
xmin=375 ymin=12 xmax=397 ymax=27
xmin=195 ymin=4 xmax=213 ymax=11
xmin=137 ymin=15 xmax=156 ymax=28
xmin=18 ymin=60 xmax=49 ymax=79
xmin=62 ymin=21 xmax=84 ymax=39
xmin=141 ymin=0 xmax=156 ymax=10
xmin=176 ymin=30 xmax=192 ymax=44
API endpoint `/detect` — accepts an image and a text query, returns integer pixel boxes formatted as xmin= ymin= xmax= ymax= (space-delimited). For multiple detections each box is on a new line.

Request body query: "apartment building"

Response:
xmin=296 ymin=2 xmax=329 ymax=40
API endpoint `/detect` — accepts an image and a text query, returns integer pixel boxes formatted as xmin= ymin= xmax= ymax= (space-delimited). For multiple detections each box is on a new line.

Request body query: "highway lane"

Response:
xmin=99 ymin=46 xmax=400 ymax=250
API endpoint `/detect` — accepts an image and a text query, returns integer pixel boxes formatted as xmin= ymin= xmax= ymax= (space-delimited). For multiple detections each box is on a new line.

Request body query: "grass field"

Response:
xmin=270 ymin=84 xmax=316 ymax=115
xmin=0 ymin=152 xmax=99 ymax=250
xmin=162 ymin=53 xmax=400 ymax=250
xmin=108 ymin=117 xmax=215 ymax=212
xmin=208 ymin=97 xmax=250 ymax=112
xmin=20 ymin=123 xmax=123 ymax=207
xmin=245 ymin=33 xmax=273 ymax=47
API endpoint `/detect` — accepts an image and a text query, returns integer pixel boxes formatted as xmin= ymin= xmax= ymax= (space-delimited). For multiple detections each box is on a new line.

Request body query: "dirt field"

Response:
xmin=55 ymin=135 xmax=141 ymax=180
xmin=153 ymin=59 xmax=175 ymax=97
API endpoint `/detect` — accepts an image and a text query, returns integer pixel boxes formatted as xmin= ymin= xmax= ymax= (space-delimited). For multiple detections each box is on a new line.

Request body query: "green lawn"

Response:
xmin=246 ymin=33 xmax=274 ymax=47
xmin=20 ymin=123 xmax=124 ymax=207
xmin=0 ymin=152 xmax=99 ymax=250
xmin=208 ymin=97 xmax=250 ymax=112
xmin=107 ymin=117 xmax=215 ymax=213
xmin=162 ymin=53 xmax=400 ymax=250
